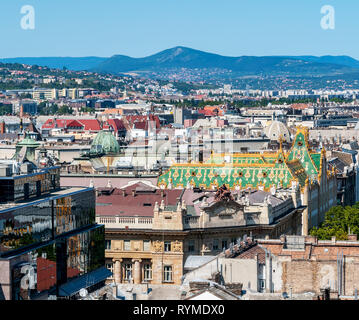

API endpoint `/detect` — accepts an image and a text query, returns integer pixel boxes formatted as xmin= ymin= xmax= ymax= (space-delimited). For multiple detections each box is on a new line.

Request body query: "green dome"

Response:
xmin=90 ymin=131 xmax=120 ymax=155
xmin=17 ymin=135 xmax=40 ymax=148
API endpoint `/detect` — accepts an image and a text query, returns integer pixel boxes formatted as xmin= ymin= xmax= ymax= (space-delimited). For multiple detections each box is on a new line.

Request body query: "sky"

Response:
xmin=0 ymin=0 xmax=358 ymax=59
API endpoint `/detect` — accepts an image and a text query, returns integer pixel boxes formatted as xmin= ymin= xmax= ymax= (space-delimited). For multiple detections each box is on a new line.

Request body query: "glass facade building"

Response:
xmin=0 ymin=180 xmax=107 ymax=300
xmin=10 ymin=226 xmax=104 ymax=300
xmin=0 ymin=167 xmax=60 ymax=203
xmin=0 ymin=188 xmax=96 ymax=255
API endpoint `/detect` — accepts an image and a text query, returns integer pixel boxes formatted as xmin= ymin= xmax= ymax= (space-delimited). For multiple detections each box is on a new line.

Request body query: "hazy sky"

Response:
xmin=0 ymin=0 xmax=358 ymax=58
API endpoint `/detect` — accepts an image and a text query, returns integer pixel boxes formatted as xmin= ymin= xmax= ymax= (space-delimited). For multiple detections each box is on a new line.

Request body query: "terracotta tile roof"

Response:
xmin=235 ymin=245 xmax=266 ymax=264
xmin=198 ymin=105 xmax=226 ymax=117
xmin=42 ymin=118 xmax=101 ymax=131
xmin=96 ymin=186 xmax=182 ymax=217
xmin=124 ymin=115 xmax=161 ymax=130
xmin=102 ymin=118 xmax=126 ymax=132
xmin=291 ymin=103 xmax=310 ymax=110
xmin=66 ymin=120 xmax=84 ymax=128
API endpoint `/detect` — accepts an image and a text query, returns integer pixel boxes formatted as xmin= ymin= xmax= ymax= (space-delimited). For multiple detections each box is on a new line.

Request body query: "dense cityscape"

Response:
xmin=2 ymin=57 xmax=359 ymax=301
xmin=2 ymin=1 xmax=359 ymax=310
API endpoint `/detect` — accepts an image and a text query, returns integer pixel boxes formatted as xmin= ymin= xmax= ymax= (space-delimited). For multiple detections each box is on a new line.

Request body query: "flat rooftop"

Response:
xmin=0 ymin=166 xmax=60 ymax=180
xmin=0 ymin=187 xmax=93 ymax=213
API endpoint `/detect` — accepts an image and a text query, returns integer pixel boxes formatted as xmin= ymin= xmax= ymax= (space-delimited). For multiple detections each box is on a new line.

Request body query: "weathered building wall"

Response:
xmin=0 ymin=260 xmax=11 ymax=300
xmin=259 ymin=237 xmax=359 ymax=296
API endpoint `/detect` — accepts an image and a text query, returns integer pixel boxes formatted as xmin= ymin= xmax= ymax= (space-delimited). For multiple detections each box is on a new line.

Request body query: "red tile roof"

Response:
xmin=66 ymin=120 xmax=84 ymax=128
xmin=42 ymin=118 xmax=101 ymax=131
xmin=102 ymin=118 xmax=126 ymax=132
xmin=198 ymin=106 xmax=226 ymax=117
xmin=96 ymin=184 xmax=182 ymax=217
xmin=124 ymin=115 xmax=161 ymax=131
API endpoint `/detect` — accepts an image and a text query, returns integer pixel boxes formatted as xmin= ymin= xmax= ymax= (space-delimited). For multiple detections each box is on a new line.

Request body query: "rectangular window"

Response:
xmin=106 ymin=262 xmax=113 ymax=277
xmin=144 ymin=264 xmax=152 ymax=281
xmin=222 ymin=240 xmax=228 ymax=250
xmin=164 ymin=241 xmax=171 ymax=252
xmin=143 ymin=240 xmax=150 ymax=251
xmin=259 ymin=279 xmax=266 ymax=291
xmin=124 ymin=240 xmax=131 ymax=251
xmin=213 ymin=239 xmax=219 ymax=250
xmin=105 ymin=240 xmax=111 ymax=250
xmin=163 ymin=266 xmax=173 ymax=283
xmin=188 ymin=240 xmax=195 ymax=252
xmin=124 ymin=263 xmax=133 ymax=280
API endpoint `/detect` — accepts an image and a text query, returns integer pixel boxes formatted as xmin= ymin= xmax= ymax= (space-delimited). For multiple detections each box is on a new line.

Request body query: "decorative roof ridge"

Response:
xmin=211 ymin=151 xmax=279 ymax=157
xmin=168 ymin=163 xmax=277 ymax=168
xmin=285 ymin=126 xmax=319 ymax=174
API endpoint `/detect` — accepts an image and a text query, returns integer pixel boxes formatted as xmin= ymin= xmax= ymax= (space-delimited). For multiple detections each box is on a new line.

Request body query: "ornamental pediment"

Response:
xmin=204 ymin=199 xmax=244 ymax=218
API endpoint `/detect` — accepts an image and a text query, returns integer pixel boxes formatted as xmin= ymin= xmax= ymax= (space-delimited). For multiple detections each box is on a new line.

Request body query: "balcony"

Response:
xmin=97 ymin=215 xmax=202 ymax=230
xmin=96 ymin=216 xmax=153 ymax=229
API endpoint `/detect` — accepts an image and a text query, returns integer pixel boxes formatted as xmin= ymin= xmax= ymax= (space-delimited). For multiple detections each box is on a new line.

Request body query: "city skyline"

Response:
xmin=0 ymin=0 xmax=358 ymax=59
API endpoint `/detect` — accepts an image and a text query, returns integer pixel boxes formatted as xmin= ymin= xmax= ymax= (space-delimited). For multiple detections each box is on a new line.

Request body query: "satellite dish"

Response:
xmin=79 ymin=288 xmax=88 ymax=298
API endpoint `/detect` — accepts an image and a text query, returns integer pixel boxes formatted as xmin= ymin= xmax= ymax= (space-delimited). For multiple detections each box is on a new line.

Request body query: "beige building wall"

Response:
xmin=106 ymin=236 xmax=184 ymax=286
xmin=0 ymin=260 xmax=11 ymax=300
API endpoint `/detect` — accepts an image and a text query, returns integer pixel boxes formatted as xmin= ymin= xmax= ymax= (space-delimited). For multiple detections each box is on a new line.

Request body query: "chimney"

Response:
xmin=0 ymin=121 xmax=5 ymax=134
xmin=348 ymin=234 xmax=358 ymax=242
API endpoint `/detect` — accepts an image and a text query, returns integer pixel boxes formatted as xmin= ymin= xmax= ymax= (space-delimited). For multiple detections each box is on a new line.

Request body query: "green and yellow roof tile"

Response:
xmin=158 ymin=127 xmax=327 ymax=191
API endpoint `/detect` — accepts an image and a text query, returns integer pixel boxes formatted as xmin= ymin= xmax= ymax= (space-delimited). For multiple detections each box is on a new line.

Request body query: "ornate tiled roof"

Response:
xmin=286 ymin=127 xmax=319 ymax=177
xmin=158 ymin=127 xmax=323 ymax=191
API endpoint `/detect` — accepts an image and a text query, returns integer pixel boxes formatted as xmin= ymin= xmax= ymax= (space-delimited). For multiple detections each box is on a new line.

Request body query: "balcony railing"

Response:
xmin=97 ymin=215 xmax=201 ymax=229
xmin=96 ymin=216 xmax=153 ymax=229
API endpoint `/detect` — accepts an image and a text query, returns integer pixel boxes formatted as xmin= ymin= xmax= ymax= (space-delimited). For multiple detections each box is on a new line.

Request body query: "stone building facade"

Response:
xmin=96 ymin=182 xmax=304 ymax=286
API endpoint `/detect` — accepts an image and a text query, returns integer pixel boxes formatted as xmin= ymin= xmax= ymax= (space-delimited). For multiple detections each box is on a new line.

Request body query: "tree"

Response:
xmin=57 ymin=105 xmax=73 ymax=115
xmin=0 ymin=104 xmax=12 ymax=115
xmin=310 ymin=203 xmax=359 ymax=240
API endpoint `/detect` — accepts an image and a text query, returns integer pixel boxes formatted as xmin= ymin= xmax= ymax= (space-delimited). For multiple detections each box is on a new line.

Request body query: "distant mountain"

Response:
xmin=2 ymin=47 xmax=359 ymax=80
xmin=92 ymin=47 xmax=359 ymax=79
xmin=290 ymin=55 xmax=359 ymax=69
xmin=0 ymin=56 xmax=107 ymax=71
